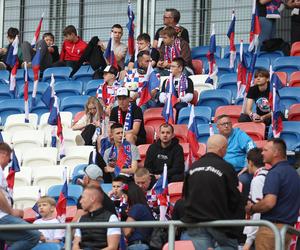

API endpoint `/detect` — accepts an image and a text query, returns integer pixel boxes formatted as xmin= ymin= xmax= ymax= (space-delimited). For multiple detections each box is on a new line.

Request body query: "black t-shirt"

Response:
xmin=129 ymin=48 xmax=160 ymax=67
xmin=256 ymin=0 xmax=266 ymax=17
xmin=154 ymin=26 xmax=190 ymax=43
xmin=110 ymin=103 xmax=146 ymax=145
xmin=246 ymin=84 xmax=270 ymax=116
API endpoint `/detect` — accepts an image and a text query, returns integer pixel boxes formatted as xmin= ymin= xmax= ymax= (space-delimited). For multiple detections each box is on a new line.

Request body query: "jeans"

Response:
xmin=127 ymin=243 xmax=150 ymax=250
xmin=0 ymin=214 xmax=40 ymax=250
xmin=181 ymin=227 xmax=238 ymax=250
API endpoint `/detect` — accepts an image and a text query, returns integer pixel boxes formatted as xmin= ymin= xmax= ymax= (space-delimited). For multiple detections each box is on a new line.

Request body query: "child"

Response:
xmin=42 ymin=32 xmax=59 ymax=64
xmin=33 ymin=196 xmax=64 ymax=244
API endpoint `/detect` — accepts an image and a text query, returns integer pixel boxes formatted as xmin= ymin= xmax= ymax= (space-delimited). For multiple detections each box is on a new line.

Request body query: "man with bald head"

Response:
xmin=181 ymin=134 xmax=242 ymax=250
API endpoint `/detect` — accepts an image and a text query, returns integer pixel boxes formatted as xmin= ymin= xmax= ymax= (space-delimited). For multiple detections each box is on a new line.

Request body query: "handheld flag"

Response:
xmin=41 ymin=73 xmax=55 ymax=109
xmin=23 ymin=62 xmax=29 ymax=123
xmin=187 ymin=105 xmax=199 ymax=162
xmin=205 ymin=24 xmax=218 ymax=85
xmin=32 ymin=188 xmax=42 ymax=218
xmin=31 ymin=48 xmax=41 ymax=106
xmin=209 ymin=122 xmax=215 ymax=136
xmin=138 ymin=63 xmax=154 ymax=107
xmin=56 ymin=168 xmax=68 ymax=223
xmin=162 ymin=73 xmax=177 ymax=124
xmin=236 ymin=40 xmax=249 ymax=103
xmin=6 ymin=150 xmax=20 ymax=191
xmin=249 ymin=0 xmax=261 ymax=53
xmin=6 ymin=36 xmax=19 ymax=96
xmin=126 ymin=1 xmax=135 ymax=57
xmin=114 ymin=144 xmax=128 ymax=176
xmin=227 ymin=10 xmax=236 ymax=71
xmin=104 ymin=32 xmax=118 ymax=69
xmin=31 ymin=13 xmax=44 ymax=47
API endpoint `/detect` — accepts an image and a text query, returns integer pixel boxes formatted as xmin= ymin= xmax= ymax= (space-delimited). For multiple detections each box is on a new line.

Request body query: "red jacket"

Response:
xmin=60 ymin=36 xmax=87 ymax=61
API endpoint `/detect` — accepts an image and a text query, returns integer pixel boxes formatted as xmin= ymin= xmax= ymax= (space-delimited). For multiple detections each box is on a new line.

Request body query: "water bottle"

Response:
xmin=92 ymin=127 xmax=101 ymax=145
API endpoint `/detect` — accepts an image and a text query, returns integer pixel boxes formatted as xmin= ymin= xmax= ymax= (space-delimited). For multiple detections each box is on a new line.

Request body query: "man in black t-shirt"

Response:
xmin=109 ymin=87 xmax=146 ymax=145
xmin=238 ymin=69 xmax=271 ymax=126
xmin=153 ymin=8 xmax=189 ymax=48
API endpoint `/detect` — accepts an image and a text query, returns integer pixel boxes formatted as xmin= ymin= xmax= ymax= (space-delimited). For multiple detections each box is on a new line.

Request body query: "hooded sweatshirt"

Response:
xmin=60 ymin=36 xmax=87 ymax=62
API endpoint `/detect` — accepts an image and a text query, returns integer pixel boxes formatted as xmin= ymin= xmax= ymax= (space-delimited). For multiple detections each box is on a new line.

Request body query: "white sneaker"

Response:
xmin=75 ymin=134 xmax=85 ymax=146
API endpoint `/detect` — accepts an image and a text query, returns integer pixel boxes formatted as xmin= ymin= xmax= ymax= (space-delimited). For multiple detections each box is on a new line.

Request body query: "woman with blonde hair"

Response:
xmin=72 ymin=96 xmax=104 ymax=145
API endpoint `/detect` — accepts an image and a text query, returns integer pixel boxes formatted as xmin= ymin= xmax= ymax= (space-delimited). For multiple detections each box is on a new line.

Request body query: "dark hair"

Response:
xmin=125 ymin=182 xmax=149 ymax=207
xmin=111 ymin=123 xmax=123 ymax=131
xmin=247 ymin=148 xmax=264 ymax=168
xmin=112 ymin=24 xmax=123 ymax=32
xmin=165 ymin=8 xmax=181 ymax=23
xmin=172 ymin=57 xmax=185 ymax=69
xmin=7 ymin=27 xmax=19 ymax=39
xmin=254 ymin=69 xmax=270 ymax=79
xmin=215 ymin=114 xmax=230 ymax=123
xmin=137 ymin=33 xmax=151 ymax=43
xmin=0 ymin=142 xmax=12 ymax=154
xmin=160 ymin=26 xmax=177 ymax=38
xmin=268 ymin=138 xmax=287 ymax=158
xmin=112 ymin=176 xmax=125 ymax=183
xmin=42 ymin=32 xmax=54 ymax=41
xmin=159 ymin=123 xmax=174 ymax=133
xmin=63 ymin=25 xmax=77 ymax=36
xmin=137 ymin=50 xmax=150 ymax=60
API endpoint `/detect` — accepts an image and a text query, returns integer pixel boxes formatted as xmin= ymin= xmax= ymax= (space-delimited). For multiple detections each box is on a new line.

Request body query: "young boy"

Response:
xmin=33 ymin=196 xmax=64 ymax=243
xmin=42 ymin=32 xmax=59 ymax=64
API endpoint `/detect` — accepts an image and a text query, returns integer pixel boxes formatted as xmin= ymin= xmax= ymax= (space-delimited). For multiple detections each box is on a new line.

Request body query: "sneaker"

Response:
xmin=75 ymin=134 xmax=85 ymax=146
xmin=0 ymin=62 xmax=6 ymax=70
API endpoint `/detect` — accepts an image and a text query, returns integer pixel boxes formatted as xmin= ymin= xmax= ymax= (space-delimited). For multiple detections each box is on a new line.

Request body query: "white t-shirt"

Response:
xmin=33 ymin=217 xmax=65 ymax=241
xmin=75 ymin=214 xmax=121 ymax=237
xmin=0 ymin=167 xmax=12 ymax=219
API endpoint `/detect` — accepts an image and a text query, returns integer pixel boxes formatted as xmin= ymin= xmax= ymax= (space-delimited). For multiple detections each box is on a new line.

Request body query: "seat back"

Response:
xmin=168 ymin=182 xmax=183 ymax=204
xmin=289 ymin=71 xmax=300 ymax=87
xmin=144 ymin=125 xmax=155 ymax=144
xmin=177 ymin=106 xmax=212 ymax=125
xmin=275 ymin=72 xmax=288 ymax=86
xmin=60 ymin=95 xmax=90 ymax=116
xmin=138 ymin=144 xmax=151 ymax=167
xmin=173 ymin=124 xmax=188 ymax=143
xmin=291 ymin=41 xmax=300 ymax=56
xmin=288 ymin=103 xmax=300 ymax=121
xmin=214 ymin=105 xmax=242 ymax=125
xmin=273 ymin=56 xmax=300 ymax=75
xmin=42 ymin=67 xmax=72 ymax=82
xmin=191 ymin=59 xmax=203 ymax=74
xmin=196 ymin=123 xmax=218 ymax=144
xmin=47 ymin=184 xmax=83 ymax=206
xmin=279 ymin=87 xmax=300 ymax=111
xmin=84 ymin=79 xmax=104 ymax=95
xmin=54 ymin=80 xmax=83 ymax=99
xmin=233 ymin=122 xmax=265 ymax=141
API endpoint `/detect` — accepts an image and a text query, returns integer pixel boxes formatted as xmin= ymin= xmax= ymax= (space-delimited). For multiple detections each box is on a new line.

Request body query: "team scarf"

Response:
xmin=100 ymin=81 xmax=121 ymax=106
xmin=164 ymin=38 xmax=181 ymax=63
xmin=110 ymin=194 xmax=128 ymax=221
xmin=266 ymin=0 xmax=282 ymax=19
xmin=108 ymin=140 xmax=132 ymax=169
xmin=118 ymin=103 xmax=133 ymax=131
xmin=174 ymin=73 xmax=188 ymax=97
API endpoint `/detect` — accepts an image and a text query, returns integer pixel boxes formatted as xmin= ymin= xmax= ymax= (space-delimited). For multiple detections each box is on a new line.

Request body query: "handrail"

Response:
xmin=280 ymin=224 xmax=300 ymax=248
xmin=0 ymin=219 xmax=282 ymax=250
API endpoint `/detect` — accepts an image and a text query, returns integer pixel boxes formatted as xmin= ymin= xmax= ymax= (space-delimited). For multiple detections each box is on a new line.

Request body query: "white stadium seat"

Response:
xmin=13 ymin=186 xmax=46 ymax=209
xmin=22 ymin=147 xmax=58 ymax=167
xmin=32 ymin=166 xmax=64 ymax=191
xmin=12 ymin=130 xmax=45 ymax=151
xmin=14 ymin=167 xmax=32 ymax=187
xmin=4 ymin=113 xmax=38 ymax=133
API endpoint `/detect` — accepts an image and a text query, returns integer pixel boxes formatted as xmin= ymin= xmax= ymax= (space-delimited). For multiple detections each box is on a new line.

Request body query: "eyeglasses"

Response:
xmin=218 ymin=122 xmax=232 ymax=127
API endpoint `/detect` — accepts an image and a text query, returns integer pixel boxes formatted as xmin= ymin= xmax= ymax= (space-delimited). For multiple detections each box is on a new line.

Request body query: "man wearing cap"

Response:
xmin=109 ymin=87 xmax=146 ymax=145
xmin=97 ymin=65 xmax=121 ymax=116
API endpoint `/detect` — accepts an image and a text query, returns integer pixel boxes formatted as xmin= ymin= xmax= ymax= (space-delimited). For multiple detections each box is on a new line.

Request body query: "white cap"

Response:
xmin=116 ymin=87 xmax=130 ymax=97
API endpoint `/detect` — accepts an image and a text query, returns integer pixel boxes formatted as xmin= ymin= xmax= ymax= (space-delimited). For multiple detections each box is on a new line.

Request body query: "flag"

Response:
xmin=56 ymin=180 xmax=68 ymax=223
xmin=162 ymin=73 xmax=177 ymax=124
xmin=104 ymin=33 xmax=118 ymax=69
xmin=31 ymin=13 xmax=44 ymax=48
xmin=187 ymin=105 xmax=199 ymax=162
xmin=269 ymin=67 xmax=283 ymax=138
xmin=227 ymin=10 xmax=236 ymax=71
xmin=205 ymin=23 xmax=218 ymax=85
xmin=23 ymin=62 xmax=29 ymax=123
xmin=236 ymin=40 xmax=249 ymax=102
xmin=41 ymin=73 xmax=55 ymax=109
xmin=138 ymin=63 xmax=153 ymax=107
xmin=153 ymin=163 xmax=168 ymax=221
xmin=6 ymin=36 xmax=19 ymax=97
xmin=31 ymin=48 xmax=41 ymax=106
xmin=126 ymin=1 xmax=135 ymax=57
xmin=209 ymin=122 xmax=215 ymax=136
xmin=6 ymin=151 xmax=20 ymax=191
xmin=32 ymin=188 xmax=42 ymax=218
xmin=114 ymin=145 xmax=128 ymax=176
xmin=249 ymin=0 xmax=261 ymax=53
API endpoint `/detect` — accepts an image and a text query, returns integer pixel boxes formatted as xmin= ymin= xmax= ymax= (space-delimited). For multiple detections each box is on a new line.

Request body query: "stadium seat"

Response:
xmin=4 ymin=113 xmax=38 ymax=133
xmin=254 ymin=57 xmax=271 ymax=71
xmin=289 ymin=71 xmax=300 ymax=87
xmin=32 ymin=166 xmax=64 ymax=191
xmin=191 ymin=59 xmax=203 ymax=74
xmin=0 ymin=99 xmax=25 ymax=125
xmin=60 ymin=95 xmax=90 ymax=116
xmin=0 ymin=84 xmax=12 ymax=101
xmin=224 ymin=43 xmax=250 ymax=59
xmin=23 ymin=208 xmax=37 ymax=223
xmin=217 ymin=72 xmax=238 ymax=99
xmin=288 ymin=104 xmax=300 ymax=121
xmin=277 ymin=121 xmax=300 ymax=151
xmin=190 ymin=90 xmax=199 ymax=105
xmin=1 ymin=131 xmax=12 ymax=145
xmin=18 ymin=81 xmax=49 ymax=100
xmin=101 ymin=183 xmax=112 ymax=194
xmin=54 ymin=80 xmax=83 ymax=100
xmin=32 ymin=243 xmax=62 ymax=250
xmin=60 ymin=128 xmax=81 ymax=149
xmin=180 ymin=142 xmax=190 ymax=160
xmin=14 ymin=167 xmax=32 ymax=187
xmin=196 ymin=123 xmax=218 ymax=144
xmin=233 ymin=122 xmax=265 ymax=141
xmin=0 ymin=69 xmax=10 ymax=84
xmin=145 ymin=125 xmax=156 ymax=144
xmin=72 ymin=65 xmax=95 ymax=86
xmin=291 ymin=41 xmax=300 ymax=56
xmin=162 ymin=240 xmax=195 ymax=250
xmin=168 ymin=181 xmax=183 ymax=205
xmin=22 ymin=147 xmax=58 ymax=167
xmin=215 ymin=58 xmax=234 ymax=77
xmin=174 ymin=124 xmax=189 ymax=143
xmin=13 ymin=186 xmax=46 ymax=209
xmin=275 ymin=72 xmax=288 ymax=86
xmin=189 ymin=75 xmax=215 ymax=95
xmin=73 ymin=111 xmax=85 ymax=125
xmin=177 ymin=106 xmax=212 ymax=125
xmin=42 ymin=66 xmax=72 ymax=82
xmin=84 ymin=79 xmax=104 ymax=96
xmin=30 ymin=100 xmax=50 ymax=119
xmin=191 ymin=45 xmax=222 ymax=60
xmin=197 ymin=89 xmax=232 ymax=116
xmin=47 ymin=184 xmax=83 ymax=206
xmin=279 ymin=87 xmax=300 ymax=111
xmin=272 ymin=56 xmax=300 ymax=75
xmin=39 ymin=111 xmax=73 ymax=130
xmin=138 ymin=144 xmax=151 ymax=168
xmin=11 ymin=130 xmax=45 ymax=151
xmin=255 ymin=140 xmax=268 ymax=149
xmin=198 ymin=142 xmax=207 ymax=158
xmin=144 ymin=108 xmax=175 ymax=131
xmin=71 ymin=163 xmax=88 ymax=184
xmin=214 ymin=105 xmax=242 ymax=125
xmin=258 ymin=50 xmax=284 ymax=63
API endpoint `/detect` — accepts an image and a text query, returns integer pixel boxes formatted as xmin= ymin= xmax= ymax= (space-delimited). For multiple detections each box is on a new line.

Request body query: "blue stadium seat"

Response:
xmin=28 ymin=68 xmax=39 ymax=82
xmin=0 ymin=70 xmax=10 ymax=84
xmin=30 ymin=100 xmax=50 ymax=119
xmin=177 ymin=106 xmax=212 ymax=125
xmin=18 ymin=81 xmax=49 ymax=99
xmin=84 ymin=79 xmax=104 ymax=96
xmin=60 ymin=95 xmax=90 ymax=116
xmin=42 ymin=67 xmax=72 ymax=82
xmin=223 ymin=43 xmax=250 ymax=59
xmin=47 ymin=184 xmax=83 ymax=206
xmin=71 ymin=163 xmax=88 ymax=184
xmin=32 ymin=243 xmax=61 ymax=250
xmin=258 ymin=50 xmax=284 ymax=63
xmin=197 ymin=89 xmax=232 ymax=115
xmin=73 ymin=65 xmax=94 ymax=88
xmin=0 ymin=84 xmax=12 ymax=101
xmin=216 ymin=58 xmax=235 ymax=77
xmin=217 ymin=72 xmax=238 ymax=100
xmin=101 ymin=183 xmax=112 ymax=195
xmin=278 ymin=87 xmax=300 ymax=111
xmin=273 ymin=57 xmax=300 ymax=75
xmin=0 ymin=99 xmax=25 ymax=125
xmin=196 ymin=123 xmax=218 ymax=144
xmin=191 ymin=46 xmax=222 ymax=60
xmin=254 ymin=57 xmax=270 ymax=71
xmin=16 ymin=68 xmax=25 ymax=86
xmin=54 ymin=80 xmax=83 ymax=99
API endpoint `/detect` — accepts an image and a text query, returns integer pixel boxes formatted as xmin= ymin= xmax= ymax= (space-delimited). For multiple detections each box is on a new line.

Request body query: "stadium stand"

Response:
xmin=47 ymin=184 xmax=83 ymax=206
xmin=42 ymin=67 xmax=72 ymax=82
xmin=84 ymin=79 xmax=104 ymax=95
xmin=289 ymin=71 xmax=300 ymax=87
xmin=4 ymin=113 xmax=38 ymax=133
xmin=290 ymin=41 xmax=300 ymax=56
xmin=177 ymin=106 xmax=212 ymax=125
xmin=54 ymin=80 xmax=83 ymax=99
xmin=288 ymin=104 xmax=300 ymax=121
xmin=233 ymin=122 xmax=265 ymax=141
xmin=214 ymin=105 xmax=242 ymax=124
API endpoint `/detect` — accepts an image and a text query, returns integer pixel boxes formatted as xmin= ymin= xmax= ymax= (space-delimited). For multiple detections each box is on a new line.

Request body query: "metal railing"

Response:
xmin=0 ymin=219 xmax=289 ymax=250
xmin=280 ymin=224 xmax=300 ymax=248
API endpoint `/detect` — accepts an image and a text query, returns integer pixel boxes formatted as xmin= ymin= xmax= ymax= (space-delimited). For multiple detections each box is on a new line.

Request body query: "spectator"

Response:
xmin=284 ymin=0 xmax=300 ymax=44
xmin=238 ymin=69 xmax=271 ymax=126
xmin=159 ymin=57 xmax=194 ymax=121
xmin=243 ymin=148 xmax=268 ymax=250
xmin=144 ymin=123 xmax=185 ymax=183
xmin=33 ymin=196 xmax=64 ymax=244
xmin=109 ymin=87 xmax=147 ymax=145
xmin=181 ymin=134 xmax=242 ymax=249
xmin=123 ymin=182 xmax=155 ymax=249
xmin=0 ymin=142 xmax=40 ymax=249
xmin=128 ymin=33 xmax=160 ymax=69
xmin=157 ymin=27 xmax=193 ymax=75
xmin=103 ymin=123 xmax=140 ymax=181
xmin=57 ymin=25 xmax=87 ymax=70
xmin=153 ymin=8 xmax=189 ymax=48
xmin=123 ymin=50 xmax=160 ymax=112
xmin=73 ymin=96 xmax=104 ymax=146
xmin=73 ymin=186 xmax=120 ymax=250
xmin=245 ymin=138 xmax=300 ymax=250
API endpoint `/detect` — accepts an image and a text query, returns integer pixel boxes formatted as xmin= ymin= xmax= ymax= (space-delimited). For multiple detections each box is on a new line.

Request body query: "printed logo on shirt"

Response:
xmin=189 ymin=166 xmax=223 ymax=177
xmin=157 ymin=154 xmax=168 ymax=160
xmin=256 ymin=97 xmax=270 ymax=113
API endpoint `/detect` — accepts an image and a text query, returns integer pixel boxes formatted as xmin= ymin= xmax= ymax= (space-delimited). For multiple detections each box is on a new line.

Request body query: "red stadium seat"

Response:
xmin=144 ymin=125 xmax=155 ymax=144
xmin=214 ymin=105 xmax=242 ymax=125
xmin=66 ymin=205 xmax=77 ymax=222
xmin=168 ymin=182 xmax=183 ymax=205
xmin=288 ymin=104 xmax=300 ymax=121
xmin=73 ymin=111 xmax=85 ymax=125
xmin=190 ymin=90 xmax=199 ymax=105
xmin=291 ymin=41 xmax=300 ymax=56
xmin=144 ymin=108 xmax=176 ymax=131
xmin=275 ymin=72 xmax=288 ymax=86
xmin=23 ymin=208 xmax=37 ymax=223
xmin=198 ymin=143 xmax=206 ymax=158
xmin=192 ymin=59 xmax=203 ymax=74
xmin=137 ymin=144 xmax=151 ymax=168
xmin=174 ymin=124 xmax=188 ymax=143
xmin=180 ymin=142 xmax=190 ymax=160
xmin=233 ymin=122 xmax=265 ymax=141
xmin=163 ymin=240 xmax=195 ymax=250
xmin=289 ymin=71 xmax=300 ymax=87
xmin=255 ymin=140 xmax=268 ymax=149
